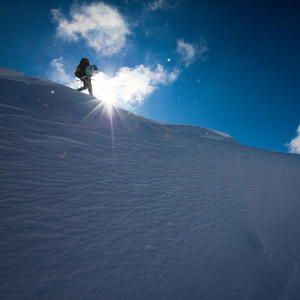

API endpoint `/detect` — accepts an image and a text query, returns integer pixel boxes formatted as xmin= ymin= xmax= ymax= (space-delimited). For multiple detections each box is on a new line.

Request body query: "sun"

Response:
xmin=91 ymin=73 xmax=131 ymax=112
xmin=92 ymin=76 xmax=118 ymax=107
xmin=101 ymin=96 xmax=115 ymax=106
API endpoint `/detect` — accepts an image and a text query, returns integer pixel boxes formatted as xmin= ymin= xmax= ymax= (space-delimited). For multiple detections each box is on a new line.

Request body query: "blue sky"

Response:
xmin=1 ymin=0 xmax=300 ymax=153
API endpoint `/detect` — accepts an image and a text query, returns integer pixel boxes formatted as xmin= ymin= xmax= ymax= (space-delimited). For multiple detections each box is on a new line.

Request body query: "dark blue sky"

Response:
xmin=1 ymin=0 xmax=300 ymax=153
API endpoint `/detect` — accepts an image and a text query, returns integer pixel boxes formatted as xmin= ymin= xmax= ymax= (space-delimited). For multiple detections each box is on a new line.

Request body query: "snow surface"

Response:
xmin=1 ymin=67 xmax=300 ymax=299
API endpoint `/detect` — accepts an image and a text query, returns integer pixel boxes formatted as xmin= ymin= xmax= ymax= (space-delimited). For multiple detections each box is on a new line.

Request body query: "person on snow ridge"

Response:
xmin=75 ymin=58 xmax=98 ymax=96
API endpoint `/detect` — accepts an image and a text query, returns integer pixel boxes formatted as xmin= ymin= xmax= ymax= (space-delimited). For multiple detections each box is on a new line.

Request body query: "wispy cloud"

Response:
xmin=146 ymin=0 xmax=181 ymax=11
xmin=51 ymin=2 xmax=130 ymax=56
xmin=177 ymin=39 xmax=196 ymax=66
xmin=49 ymin=58 xmax=179 ymax=106
xmin=176 ymin=38 xmax=209 ymax=67
xmin=286 ymin=125 xmax=300 ymax=154
xmin=48 ymin=57 xmax=75 ymax=86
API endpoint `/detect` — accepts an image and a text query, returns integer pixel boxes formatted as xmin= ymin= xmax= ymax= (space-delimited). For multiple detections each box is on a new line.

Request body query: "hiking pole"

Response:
xmin=62 ymin=79 xmax=81 ymax=85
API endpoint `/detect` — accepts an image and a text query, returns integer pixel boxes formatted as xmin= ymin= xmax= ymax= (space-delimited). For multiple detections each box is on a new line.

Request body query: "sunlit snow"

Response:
xmin=1 ymin=68 xmax=300 ymax=299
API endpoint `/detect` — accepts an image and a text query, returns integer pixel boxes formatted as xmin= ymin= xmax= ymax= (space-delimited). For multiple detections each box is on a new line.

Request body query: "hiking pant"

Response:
xmin=77 ymin=77 xmax=93 ymax=96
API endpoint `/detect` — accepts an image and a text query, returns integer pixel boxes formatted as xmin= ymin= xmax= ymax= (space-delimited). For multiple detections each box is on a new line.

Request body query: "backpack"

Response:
xmin=75 ymin=58 xmax=90 ymax=78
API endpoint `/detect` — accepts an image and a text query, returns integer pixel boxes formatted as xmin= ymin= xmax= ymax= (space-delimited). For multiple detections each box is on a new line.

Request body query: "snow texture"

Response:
xmin=1 ymin=67 xmax=300 ymax=299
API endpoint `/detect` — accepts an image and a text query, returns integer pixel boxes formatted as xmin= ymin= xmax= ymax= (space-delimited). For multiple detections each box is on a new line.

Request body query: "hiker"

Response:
xmin=75 ymin=58 xmax=98 ymax=96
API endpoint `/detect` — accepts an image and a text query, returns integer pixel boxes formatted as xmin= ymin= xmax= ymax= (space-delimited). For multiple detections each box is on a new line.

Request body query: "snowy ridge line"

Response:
xmin=0 ymin=67 xmax=238 ymax=146
xmin=133 ymin=113 xmax=239 ymax=143
xmin=0 ymin=67 xmax=58 ymax=86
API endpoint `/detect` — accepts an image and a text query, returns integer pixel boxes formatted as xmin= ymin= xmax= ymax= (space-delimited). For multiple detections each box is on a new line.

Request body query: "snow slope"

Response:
xmin=1 ymin=68 xmax=300 ymax=299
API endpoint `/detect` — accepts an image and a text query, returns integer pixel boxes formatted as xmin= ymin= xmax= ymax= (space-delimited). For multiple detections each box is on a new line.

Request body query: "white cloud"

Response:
xmin=176 ymin=38 xmax=209 ymax=67
xmin=146 ymin=0 xmax=181 ymax=11
xmin=147 ymin=0 xmax=167 ymax=10
xmin=48 ymin=57 xmax=76 ymax=87
xmin=176 ymin=39 xmax=195 ymax=66
xmin=287 ymin=125 xmax=300 ymax=154
xmin=51 ymin=2 xmax=130 ymax=56
xmin=93 ymin=64 xmax=179 ymax=105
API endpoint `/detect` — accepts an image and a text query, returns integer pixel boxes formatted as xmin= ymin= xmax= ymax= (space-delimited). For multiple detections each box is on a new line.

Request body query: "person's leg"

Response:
xmin=77 ymin=79 xmax=87 ymax=92
xmin=77 ymin=78 xmax=93 ymax=96
xmin=87 ymin=85 xmax=93 ymax=96
xmin=85 ymin=78 xmax=93 ymax=96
